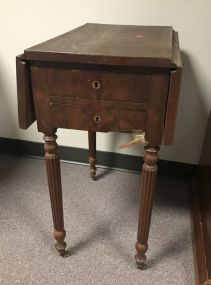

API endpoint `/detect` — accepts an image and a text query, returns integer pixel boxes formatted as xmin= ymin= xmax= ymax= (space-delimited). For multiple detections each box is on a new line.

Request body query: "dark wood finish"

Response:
xmin=191 ymin=112 xmax=211 ymax=285
xmin=30 ymin=65 xmax=52 ymax=133
xmin=50 ymin=104 xmax=147 ymax=132
xmin=145 ymin=74 xmax=169 ymax=145
xmin=16 ymin=23 xmax=182 ymax=267
xmin=16 ymin=55 xmax=36 ymax=129
xmin=191 ymin=183 xmax=209 ymax=285
xmin=25 ymin=24 xmax=176 ymax=68
xmin=88 ymin=131 xmax=97 ymax=179
xmin=46 ymin=67 xmax=149 ymax=103
xmin=163 ymin=31 xmax=182 ymax=145
xmin=44 ymin=131 xmax=66 ymax=256
xmin=163 ymin=68 xmax=182 ymax=144
xmin=135 ymin=147 xmax=159 ymax=268
xmin=50 ymin=96 xmax=147 ymax=111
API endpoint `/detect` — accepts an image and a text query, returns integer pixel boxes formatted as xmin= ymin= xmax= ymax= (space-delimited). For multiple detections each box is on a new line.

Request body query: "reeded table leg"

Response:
xmin=88 ymin=131 xmax=97 ymax=180
xmin=135 ymin=146 xmax=159 ymax=269
xmin=44 ymin=131 xmax=66 ymax=256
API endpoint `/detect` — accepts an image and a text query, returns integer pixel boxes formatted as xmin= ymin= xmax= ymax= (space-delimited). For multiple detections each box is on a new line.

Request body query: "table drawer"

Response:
xmin=46 ymin=68 xmax=149 ymax=103
xmin=30 ymin=64 xmax=169 ymax=142
xmin=50 ymin=104 xmax=146 ymax=132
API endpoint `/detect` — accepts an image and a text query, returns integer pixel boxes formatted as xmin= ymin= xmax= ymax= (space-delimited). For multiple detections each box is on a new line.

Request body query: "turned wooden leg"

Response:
xmin=135 ymin=146 xmax=159 ymax=269
xmin=88 ymin=131 xmax=97 ymax=180
xmin=44 ymin=132 xmax=66 ymax=256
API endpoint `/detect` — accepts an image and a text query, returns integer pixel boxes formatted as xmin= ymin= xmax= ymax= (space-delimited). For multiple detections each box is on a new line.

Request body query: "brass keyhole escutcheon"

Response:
xmin=92 ymin=80 xmax=101 ymax=90
xmin=93 ymin=115 xmax=101 ymax=123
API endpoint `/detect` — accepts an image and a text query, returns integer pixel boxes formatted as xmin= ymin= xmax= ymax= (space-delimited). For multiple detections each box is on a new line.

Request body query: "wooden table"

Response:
xmin=16 ymin=23 xmax=182 ymax=269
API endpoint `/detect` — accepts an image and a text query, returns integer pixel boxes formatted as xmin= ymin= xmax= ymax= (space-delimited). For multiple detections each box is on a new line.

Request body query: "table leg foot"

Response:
xmin=89 ymin=157 xmax=97 ymax=180
xmin=54 ymin=230 xmax=67 ymax=256
xmin=135 ymin=242 xmax=148 ymax=269
xmin=88 ymin=131 xmax=97 ymax=180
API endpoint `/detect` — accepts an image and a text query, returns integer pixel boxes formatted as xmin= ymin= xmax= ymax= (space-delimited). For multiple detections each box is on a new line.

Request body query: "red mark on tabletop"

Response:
xmin=135 ymin=35 xmax=144 ymax=38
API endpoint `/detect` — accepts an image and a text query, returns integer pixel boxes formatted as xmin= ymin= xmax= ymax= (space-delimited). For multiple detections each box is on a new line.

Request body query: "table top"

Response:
xmin=25 ymin=23 xmax=179 ymax=68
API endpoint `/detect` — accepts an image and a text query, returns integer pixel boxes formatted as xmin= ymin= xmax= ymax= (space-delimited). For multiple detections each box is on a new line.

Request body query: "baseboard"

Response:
xmin=0 ymin=137 xmax=196 ymax=179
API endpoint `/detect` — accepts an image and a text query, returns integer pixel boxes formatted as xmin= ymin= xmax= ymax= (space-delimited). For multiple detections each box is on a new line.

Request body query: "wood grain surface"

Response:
xmin=25 ymin=23 xmax=175 ymax=68
xmin=16 ymin=23 xmax=182 ymax=268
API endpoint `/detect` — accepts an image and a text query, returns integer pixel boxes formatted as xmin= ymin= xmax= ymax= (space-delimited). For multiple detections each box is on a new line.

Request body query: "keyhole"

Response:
xmin=92 ymin=80 xmax=101 ymax=90
xmin=94 ymin=115 xmax=101 ymax=123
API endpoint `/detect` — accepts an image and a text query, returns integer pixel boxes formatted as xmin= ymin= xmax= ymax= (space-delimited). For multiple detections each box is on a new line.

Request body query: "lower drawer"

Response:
xmin=50 ymin=104 xmax=146 ymax=132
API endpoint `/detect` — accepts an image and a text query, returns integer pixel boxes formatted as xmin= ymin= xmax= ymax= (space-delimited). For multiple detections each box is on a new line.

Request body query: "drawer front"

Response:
xmin=30 ymin=64 xmax=169 ymax=142
xmin=50 ymin=104 xmax=146 ymax=132
xmin=46 ymin=68 xmax=149 ymax=103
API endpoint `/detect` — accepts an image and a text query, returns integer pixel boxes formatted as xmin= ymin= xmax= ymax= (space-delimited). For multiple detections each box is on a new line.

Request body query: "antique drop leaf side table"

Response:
xmin=16 ymin=23 xmax=182 ymax=269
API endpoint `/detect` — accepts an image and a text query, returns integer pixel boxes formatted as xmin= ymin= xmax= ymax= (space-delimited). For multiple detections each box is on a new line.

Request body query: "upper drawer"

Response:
xmin=46 ymin=67 xmax=150 ymax=103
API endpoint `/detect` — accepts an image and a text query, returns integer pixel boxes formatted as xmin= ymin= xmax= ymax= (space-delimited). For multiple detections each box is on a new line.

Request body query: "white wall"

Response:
xmin=0 ymin=0 xmax=211 ymax=164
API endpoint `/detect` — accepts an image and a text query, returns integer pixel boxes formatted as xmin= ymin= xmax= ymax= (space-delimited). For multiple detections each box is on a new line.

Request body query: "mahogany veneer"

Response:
xmin=16 ymin=23 xmax=182 ymax=268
